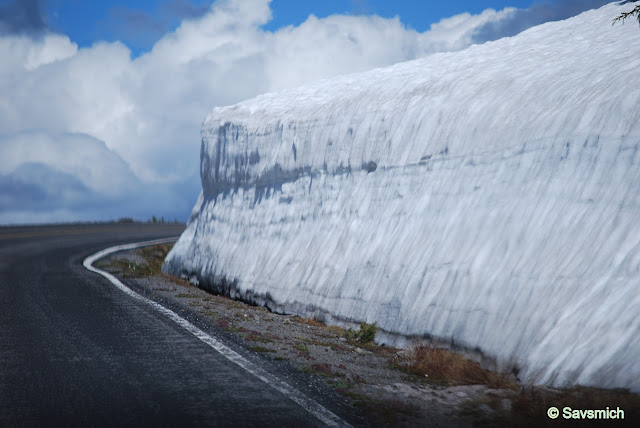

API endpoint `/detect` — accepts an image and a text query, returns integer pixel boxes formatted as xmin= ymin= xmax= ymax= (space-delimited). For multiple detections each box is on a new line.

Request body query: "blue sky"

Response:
xmin=36 ymin=0 xmax=545 ymax=56
xmin=0 ymin=0 xmax=613 ymax=223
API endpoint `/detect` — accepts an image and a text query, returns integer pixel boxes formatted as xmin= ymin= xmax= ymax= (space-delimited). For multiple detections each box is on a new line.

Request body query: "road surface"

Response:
xmin=0 ymin=223 xmax=352 ymax=426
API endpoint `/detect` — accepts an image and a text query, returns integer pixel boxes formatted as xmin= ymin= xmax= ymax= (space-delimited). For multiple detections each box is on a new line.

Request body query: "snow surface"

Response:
xmin=164 ymin=2 xmax=640 ymax=391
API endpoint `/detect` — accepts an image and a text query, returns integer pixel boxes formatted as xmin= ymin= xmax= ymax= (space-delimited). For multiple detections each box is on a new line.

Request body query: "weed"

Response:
xmin=337 ymin=389 xmax=370 ymax=402
xmin=346 ymin=322 xmax=377 ymax=344
xmin=137 ymin=244 xmax=172 ymax=275
xmin=245 ymin=332 xmax=273 ymax=343
xmin=327 ymin=325 xmax=347 ymax=334
xmin=295 ymin=316 xmax=325 ymax=328
xmin=175 ymin=293 xmax=197 ymax=298
xmin=394 ymin=342 xmax=515 ymax=389
xmin=332 ymin=380 xmax=352 ymax=390
xmin=294 ymin=343 xmax=310 ymax=354
xmin=309 ymin=363 xmax=334 ymax=377
xmin=294 ymin=336 xmax=314 ymax=344
xmin=228 ymin=325 xmax=246 ymax=333
xmin=248 ymin=346 xmax=276 ymax=353
xmin=217 ymin=318 xmax=230 ymax=329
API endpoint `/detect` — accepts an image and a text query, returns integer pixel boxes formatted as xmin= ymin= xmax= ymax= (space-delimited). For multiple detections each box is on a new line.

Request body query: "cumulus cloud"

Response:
xmin=0 ymin=0 xmax=610 ymax=224
xmin=0 ymin=131 xmax=138 ymax=197
xmin=0 ymin=0 xmax=511 ymax=183
xmin=0 ymin=131 xmax=137 ymax=222
xmin=0 ymin=130 xmax=197 ymax=223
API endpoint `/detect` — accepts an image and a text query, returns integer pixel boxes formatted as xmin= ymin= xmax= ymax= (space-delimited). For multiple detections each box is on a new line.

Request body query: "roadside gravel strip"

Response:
xmin=90 ymin=240 xmax=640 ymax=426
xmin=84 ymin=238 xmax=351 ymax=428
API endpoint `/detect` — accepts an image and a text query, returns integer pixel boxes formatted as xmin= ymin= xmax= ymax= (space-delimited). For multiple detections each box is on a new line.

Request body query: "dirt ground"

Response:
xmin=96 ymin=244 xmax=640 ymax=427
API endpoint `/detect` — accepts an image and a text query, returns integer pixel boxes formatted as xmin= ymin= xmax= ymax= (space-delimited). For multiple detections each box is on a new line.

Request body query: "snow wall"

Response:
xmin=164 ymin=3 xmax=640 ymax=391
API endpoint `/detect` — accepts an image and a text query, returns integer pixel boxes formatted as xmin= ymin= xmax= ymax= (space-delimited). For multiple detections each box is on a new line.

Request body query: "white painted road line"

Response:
xmin=83 ymin=238 xmax=351 ymax=428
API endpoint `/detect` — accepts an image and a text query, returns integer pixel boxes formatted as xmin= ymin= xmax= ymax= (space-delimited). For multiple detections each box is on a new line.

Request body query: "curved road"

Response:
xmin=0 ymin=224 xmax=351 ymax=426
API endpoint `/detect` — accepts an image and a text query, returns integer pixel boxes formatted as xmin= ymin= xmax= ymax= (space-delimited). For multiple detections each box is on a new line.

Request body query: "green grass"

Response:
xmin=248 ymin=346 xmax=276 ymax=353
xmin=228 ymin=325 xmax=246 ymax=333
xmin=331 ymin=380 xmax=352 ymax=389
xmin=346 ymin=322 xmax=377 ymax=344
xmin=294 ymin=343 xmax=310 ymax=354
xmin=245 ymin=333 xmax=273 ymax=343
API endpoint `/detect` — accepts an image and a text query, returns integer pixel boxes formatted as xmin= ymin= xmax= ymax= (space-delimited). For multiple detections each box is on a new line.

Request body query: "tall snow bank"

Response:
xmin=164 ymin=3 xmax=640 ymax=391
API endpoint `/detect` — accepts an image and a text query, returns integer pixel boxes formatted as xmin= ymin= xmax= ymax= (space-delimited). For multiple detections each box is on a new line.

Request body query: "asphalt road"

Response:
xmin=0 ymin=223 xmax=347 ymax=426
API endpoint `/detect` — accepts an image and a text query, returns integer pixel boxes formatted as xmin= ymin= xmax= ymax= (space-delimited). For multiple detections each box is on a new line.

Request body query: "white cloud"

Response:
xmin=0 ymin=130 xmax=138 ymax=196
xmin=0 ymin=130 xmax=198 ymax=223
xmin=0 ymin=33 xmax=76 ymax=73
xmin=0 ymin=0 xmax=561 ymax=223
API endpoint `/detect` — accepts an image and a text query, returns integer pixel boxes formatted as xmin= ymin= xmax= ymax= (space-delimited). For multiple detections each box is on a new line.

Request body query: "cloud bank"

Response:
xmin=0 ymin=0 xmax=613 ymax=224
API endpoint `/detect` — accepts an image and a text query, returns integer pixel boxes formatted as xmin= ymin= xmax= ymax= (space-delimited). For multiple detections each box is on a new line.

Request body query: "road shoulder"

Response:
xmin=95 ymin=243 xmax=640 ymax=427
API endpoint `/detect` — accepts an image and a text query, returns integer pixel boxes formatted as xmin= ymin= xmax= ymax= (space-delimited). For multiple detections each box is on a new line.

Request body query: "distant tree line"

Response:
xmin=149 ymin=216 xmax=181 ymax=224
xmin=116 ymin=216 xmax=182 ymax=224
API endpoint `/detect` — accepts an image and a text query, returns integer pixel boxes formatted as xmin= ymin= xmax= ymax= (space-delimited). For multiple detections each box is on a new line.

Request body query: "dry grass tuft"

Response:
xmin=139 ymin=244 xmax=173 ymax=275
xmin=397 ymin=342 xmax=515 ymax=389
xmin=306 ymin=363 xmax=340 ymax=377
xmin=294 ymin=316 xmax=326 ymax=328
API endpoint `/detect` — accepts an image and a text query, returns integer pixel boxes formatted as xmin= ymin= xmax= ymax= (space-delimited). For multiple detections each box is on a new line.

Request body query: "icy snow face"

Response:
xmin=164 ymin=3 xmax=640 ymax=391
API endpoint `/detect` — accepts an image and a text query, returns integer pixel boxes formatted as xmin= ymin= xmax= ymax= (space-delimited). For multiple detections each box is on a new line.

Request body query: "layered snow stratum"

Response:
xmin=164 ymin=3 xmax=640 ymax=391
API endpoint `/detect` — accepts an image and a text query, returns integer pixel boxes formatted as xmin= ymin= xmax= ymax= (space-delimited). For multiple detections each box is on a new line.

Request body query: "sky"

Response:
xmin=0 ymin=0 xmax=614 ymax=224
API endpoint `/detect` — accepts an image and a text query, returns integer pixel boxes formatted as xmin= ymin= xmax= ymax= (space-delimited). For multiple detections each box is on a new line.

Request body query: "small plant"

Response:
xmin=395 ymin=341 xmax=515 ymax=389
xmin=217 ymin=318 xmax=231 ymax=329
xmin=294 ymin=343 xmax=310 ymax=354
xmin=332 ymin=380 xmax=352 ymax=390
xmin=306 ymin=363 xmax=336 ymax=377
xmin=294 ymin=316 xmax=325 ymax=327
xmin=346 ymin=321 xmax=377 ymax=344
xmin=228 ymin=325 xmax=245 ymax=333
xmin=248 ymin=345 xmax=275 ymax=353
xmin=245 ymin=332 xmax=273 ymax=343
xmin=175 ymin=293 xmax=197 ymax=298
